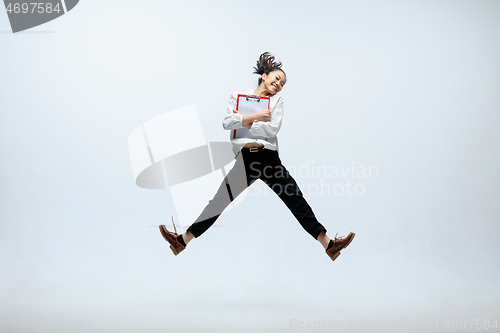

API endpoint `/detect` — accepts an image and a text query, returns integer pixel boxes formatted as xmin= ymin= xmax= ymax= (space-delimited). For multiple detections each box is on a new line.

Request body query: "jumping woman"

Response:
xmin=160 ymin=52 xmax=355 ymax=262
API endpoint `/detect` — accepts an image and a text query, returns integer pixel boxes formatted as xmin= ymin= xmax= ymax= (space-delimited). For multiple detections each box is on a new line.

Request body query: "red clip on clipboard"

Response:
xmin=232 ymin=94 xmax=271 ymax=140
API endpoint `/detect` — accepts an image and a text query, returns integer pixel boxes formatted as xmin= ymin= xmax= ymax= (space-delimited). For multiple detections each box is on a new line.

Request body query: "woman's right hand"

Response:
xmin=253 ymin=109 xmax=272 ymax=122
xmin=236 ymin=109 xmax=271 ymax=129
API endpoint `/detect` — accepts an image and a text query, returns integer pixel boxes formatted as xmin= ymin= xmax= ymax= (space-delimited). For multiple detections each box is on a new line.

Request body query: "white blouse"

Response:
xmin=222 ymin=89 xmax=284 ymax=155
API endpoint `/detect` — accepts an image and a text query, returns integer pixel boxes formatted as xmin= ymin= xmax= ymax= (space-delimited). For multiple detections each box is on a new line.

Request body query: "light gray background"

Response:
xmin=1 ymin=1 xmax=499 ymax=332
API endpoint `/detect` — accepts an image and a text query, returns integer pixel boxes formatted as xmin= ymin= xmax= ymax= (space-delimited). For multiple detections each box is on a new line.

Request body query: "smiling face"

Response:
xmin=261 ymin=70 xmax=286 ymax=95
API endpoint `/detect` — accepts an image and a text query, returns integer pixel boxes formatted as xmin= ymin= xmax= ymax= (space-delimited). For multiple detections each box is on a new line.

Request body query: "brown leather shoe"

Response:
xmin=326 ymin=232 xmax=355 ymax=262
xmin=159 ymin=223 xmax=185 ymax=256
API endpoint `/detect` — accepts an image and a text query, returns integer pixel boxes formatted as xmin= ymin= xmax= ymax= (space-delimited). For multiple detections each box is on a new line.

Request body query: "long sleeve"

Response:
xmin=248 ymin=96 xmax=284 ymax=138
xmin=222 ymin=93 xmax=243 ymax=130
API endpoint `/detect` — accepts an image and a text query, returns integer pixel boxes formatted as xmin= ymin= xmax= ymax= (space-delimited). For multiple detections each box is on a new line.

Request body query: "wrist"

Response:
xmin=242 ymin=114 xmax=255 ymax=126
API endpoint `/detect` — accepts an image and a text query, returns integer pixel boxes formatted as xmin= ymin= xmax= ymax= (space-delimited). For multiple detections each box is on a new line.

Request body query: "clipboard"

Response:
xmin=232 ymin=94 xmax=271 ymax=140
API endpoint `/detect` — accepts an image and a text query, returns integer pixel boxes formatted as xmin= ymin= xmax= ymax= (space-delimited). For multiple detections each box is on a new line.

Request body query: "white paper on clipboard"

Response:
xmin=232 ymin=94 xmax=271 ymax=140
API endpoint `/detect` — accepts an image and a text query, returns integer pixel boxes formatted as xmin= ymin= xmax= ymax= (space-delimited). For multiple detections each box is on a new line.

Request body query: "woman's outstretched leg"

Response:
xmin=160 ymin=149 xmax=260 ymax=254
xmin=260 ymin=150 xmax=327 ymax=239
xmin=185 ymin=150 xmax=258 ymax=239
xmin=260 ymin=150 xmax=355 ymax=261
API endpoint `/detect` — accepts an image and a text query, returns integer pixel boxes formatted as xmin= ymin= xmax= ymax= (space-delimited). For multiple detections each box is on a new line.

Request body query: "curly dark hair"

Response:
xmin=253 ymin=52 xmax=286 ymax=86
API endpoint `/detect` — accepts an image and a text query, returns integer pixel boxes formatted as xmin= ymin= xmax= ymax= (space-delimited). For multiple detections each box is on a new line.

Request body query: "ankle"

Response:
xmin=176 ymin=234 xmax=186 ymax=247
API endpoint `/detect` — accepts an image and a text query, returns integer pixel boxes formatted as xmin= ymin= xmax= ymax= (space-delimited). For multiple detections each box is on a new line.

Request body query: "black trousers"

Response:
xmin=186 ymin=147 xmax=327 ymax=239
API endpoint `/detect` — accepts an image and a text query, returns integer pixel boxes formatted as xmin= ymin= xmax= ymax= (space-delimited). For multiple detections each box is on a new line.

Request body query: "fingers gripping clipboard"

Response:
xmin=232 ymin=94 xmax=271 ymax=140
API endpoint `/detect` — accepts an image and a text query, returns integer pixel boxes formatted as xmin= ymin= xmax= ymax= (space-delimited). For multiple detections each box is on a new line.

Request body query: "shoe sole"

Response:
xmin=330 ymin=251 xmax=341 ymax=262
xmin=170 ymin=245 xmax=179 ymax=256
xmin=329 ymin=233 xmax=356 ymax=262
xmin=159 ymin=225 xmax=180 ymax=256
